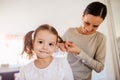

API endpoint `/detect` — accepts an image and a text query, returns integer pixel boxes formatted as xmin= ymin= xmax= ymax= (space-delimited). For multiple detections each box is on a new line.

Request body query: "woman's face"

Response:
xmin=33 ymin=30 xmax=57 ymax=59
xmin=81 ymin=14 xmax=103 ymax=35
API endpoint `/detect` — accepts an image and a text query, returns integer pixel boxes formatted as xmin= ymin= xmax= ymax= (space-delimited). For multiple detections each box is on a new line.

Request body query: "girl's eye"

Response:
xmin=49 ymin=43 xmax=55 ymax=46
xmin=39 ymin=41 xmax=43 ymax=44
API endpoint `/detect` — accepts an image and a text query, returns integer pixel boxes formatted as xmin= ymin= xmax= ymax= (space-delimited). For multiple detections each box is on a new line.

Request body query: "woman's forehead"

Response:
xmin=83 ymin=14 xmax=103 ymax=25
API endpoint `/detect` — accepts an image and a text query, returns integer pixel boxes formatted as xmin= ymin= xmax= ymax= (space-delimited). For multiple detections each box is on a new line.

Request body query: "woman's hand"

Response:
xmin=57 ymin=42 xmax=66 ymax=52
xmin=64 ymin=41 xmax=81 ymax=55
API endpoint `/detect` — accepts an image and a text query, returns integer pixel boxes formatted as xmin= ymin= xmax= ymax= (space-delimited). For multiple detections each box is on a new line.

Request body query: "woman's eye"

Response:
xmin=85 ymin=22 xmax=90 ymax=25
xmin=93 ymin=25 xmax=98 ymax=28
xmin=83 ymin=20 xmax=90 ymax=26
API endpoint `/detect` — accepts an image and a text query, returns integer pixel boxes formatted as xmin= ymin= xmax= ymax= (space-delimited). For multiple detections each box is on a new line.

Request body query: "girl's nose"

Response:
xmin=43 ymin=44 xmax=48 ymax=49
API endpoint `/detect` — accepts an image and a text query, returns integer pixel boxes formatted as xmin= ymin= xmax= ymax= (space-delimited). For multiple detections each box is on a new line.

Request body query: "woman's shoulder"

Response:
xmin=67 ymin=27 xmax=76 ymax=31
xmin=64 ymin=27 xmax=76 ymax=35
xmin=96 ymin=31 xmax=106 ymax=42
xmin=96 ymin=31 xmax=106 ymax=38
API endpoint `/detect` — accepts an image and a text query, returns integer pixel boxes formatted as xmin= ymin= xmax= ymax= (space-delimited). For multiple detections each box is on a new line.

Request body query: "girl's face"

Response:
xmin=81 ymin=14 xmax=103 ymax=35
xmin=33 ymin=30 xmax=57 ymax=59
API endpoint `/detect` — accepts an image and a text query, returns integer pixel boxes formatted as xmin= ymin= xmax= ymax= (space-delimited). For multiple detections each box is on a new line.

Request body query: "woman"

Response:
xmin=62 ymin=1 xmax=107 ymax=80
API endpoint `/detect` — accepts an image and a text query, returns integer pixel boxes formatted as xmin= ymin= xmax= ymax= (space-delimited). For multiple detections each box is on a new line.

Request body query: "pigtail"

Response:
xmin=58 ymin=35 xmax=64 ymax=43
xmin=21 ymin=31 xmax=34 ymax=59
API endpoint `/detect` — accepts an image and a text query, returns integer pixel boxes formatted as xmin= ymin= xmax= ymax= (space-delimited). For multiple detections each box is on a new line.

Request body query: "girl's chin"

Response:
xmin=37 ymin=56 xmax=48 ymax=59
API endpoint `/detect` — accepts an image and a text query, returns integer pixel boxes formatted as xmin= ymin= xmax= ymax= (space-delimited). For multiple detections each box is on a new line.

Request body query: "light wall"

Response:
xmin=110 ymin=0 xmax=120 ymax=38
xmin=0 ymin=0 xmax=103 ymax=36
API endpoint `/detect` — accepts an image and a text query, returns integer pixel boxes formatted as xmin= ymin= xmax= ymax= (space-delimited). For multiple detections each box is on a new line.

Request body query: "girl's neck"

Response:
xmin=34 ymin=56 xmax=53 ymax=69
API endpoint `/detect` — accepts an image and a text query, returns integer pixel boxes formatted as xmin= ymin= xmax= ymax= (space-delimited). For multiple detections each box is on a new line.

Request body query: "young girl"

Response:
xmin=18 ymin=24 xmax=73 ymax=80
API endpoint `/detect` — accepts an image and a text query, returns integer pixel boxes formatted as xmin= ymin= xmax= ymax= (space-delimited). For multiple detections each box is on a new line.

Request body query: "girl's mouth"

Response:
xmin=39 ymin=51 xmax=49 ymax=54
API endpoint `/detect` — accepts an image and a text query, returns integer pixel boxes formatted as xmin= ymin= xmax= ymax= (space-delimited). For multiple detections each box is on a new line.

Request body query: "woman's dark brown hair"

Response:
xmin=83 ymin=1 xmax=107 ymax=20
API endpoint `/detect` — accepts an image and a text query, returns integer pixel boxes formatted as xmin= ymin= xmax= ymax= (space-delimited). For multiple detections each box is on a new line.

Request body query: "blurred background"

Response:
xmin=0 ymin=0 xmax=120 ymax=80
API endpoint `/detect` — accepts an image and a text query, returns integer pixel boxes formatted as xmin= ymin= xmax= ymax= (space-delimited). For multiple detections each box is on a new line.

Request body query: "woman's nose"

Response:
xmin=87 ymin=25 xmax=93 ymax=31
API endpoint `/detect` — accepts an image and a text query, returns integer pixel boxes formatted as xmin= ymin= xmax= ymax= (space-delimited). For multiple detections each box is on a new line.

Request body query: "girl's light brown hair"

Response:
xmin=21 ymin=24 xmax=63 ymax=59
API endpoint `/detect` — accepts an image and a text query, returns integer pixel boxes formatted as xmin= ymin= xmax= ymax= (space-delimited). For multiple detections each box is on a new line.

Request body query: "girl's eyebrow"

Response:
xmin=49 ymin=41 xmax=56 ymax=43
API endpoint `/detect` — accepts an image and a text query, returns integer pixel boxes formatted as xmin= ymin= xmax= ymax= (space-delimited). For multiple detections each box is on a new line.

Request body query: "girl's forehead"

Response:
xmin=37 ymin=30 xmax=55 ymax=35
xmin=36 ymin=30 xmax=57 ymax=39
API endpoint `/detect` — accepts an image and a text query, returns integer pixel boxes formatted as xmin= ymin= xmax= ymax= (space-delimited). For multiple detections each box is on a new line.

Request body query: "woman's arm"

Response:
xmin=65 ymin=35 xmax=106 ymax=73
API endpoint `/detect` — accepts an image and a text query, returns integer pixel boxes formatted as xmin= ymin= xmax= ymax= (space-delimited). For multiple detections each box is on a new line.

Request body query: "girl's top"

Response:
xmin=19 ymin=56 xmax=74 ymax=80
xmin=62 ymin=27 xmax=106 ymax=80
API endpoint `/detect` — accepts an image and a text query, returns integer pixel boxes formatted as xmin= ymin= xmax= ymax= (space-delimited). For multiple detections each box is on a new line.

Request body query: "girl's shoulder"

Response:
xmin=20 ymin=61 xmax=34 ymax=71
xmin=53 ymin=57 xmax=68 ymax=66
xmin=53 ymin=57 xmax=67 ymax=63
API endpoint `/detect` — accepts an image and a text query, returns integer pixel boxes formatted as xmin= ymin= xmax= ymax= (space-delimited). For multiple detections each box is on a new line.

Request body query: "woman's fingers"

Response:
xmin=65 ymin=41 xmax=73 ymax=48
xmin=58 ymin=43 xmax=66 ymax=52
xmin=65 ymin=41 xmax=80 ymax=54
